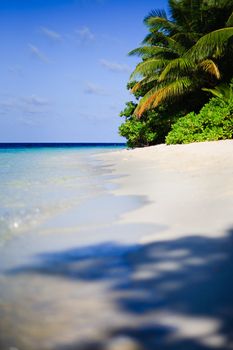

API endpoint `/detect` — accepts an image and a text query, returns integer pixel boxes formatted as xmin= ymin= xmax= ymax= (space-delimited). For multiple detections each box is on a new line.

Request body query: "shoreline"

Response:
xmin=98 ymin=140 xmax=233 ymax=242
xmin=0 ymin=140 xmax=233 ymax=349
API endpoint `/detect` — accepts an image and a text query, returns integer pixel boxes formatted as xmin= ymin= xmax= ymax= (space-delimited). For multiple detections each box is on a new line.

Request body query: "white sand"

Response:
xmin=100 ymin=140 xmax=233 ymax=243
xmin=0 ymin=140 xmax=233 ymax=349
xmin=97 ymin=140 xmax=233 ymax=349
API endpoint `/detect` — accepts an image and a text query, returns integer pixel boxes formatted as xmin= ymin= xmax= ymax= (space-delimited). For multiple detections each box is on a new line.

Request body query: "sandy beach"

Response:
xmin=2 ymin=0 xmax=233 ymax=348
xmin=99 ymin=140 xmax=233 ymax=241
xmin=0 ymin=140 xmax=233 ymax=350
xmin=96 ymin=140 xmax=233 ymax=349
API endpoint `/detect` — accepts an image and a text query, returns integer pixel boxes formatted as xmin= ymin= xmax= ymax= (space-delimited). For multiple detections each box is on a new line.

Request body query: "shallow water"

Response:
xmin=0 ymin=145 xmax=151 ymax=350
xmin=1 ymin=146 xmax=233 ymax=350
xmin=0 ymin=146 xmax=124 ymax=245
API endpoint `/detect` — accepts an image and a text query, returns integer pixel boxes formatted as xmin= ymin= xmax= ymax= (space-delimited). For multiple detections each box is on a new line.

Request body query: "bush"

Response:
xmin=166 ymin=97 xmax=233 ymax=144
xmin=119 ymin=116 xmax=158 ymax=148
xmin=119 ymin=101 xmax=181 ymax=148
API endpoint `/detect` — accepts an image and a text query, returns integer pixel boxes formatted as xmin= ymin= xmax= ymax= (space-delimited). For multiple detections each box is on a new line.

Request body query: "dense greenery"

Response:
xmin=119 ymin=103 xmax=179 ymax=147
xmin=119 ymin=0 xmax=233 ymax=147
xmin=166 ymin=97 xmax=233 ymax=144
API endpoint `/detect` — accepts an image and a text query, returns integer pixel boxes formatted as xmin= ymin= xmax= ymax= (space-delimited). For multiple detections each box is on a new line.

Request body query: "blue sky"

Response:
xmin=0 ymin=0 xmax=167 ymax=142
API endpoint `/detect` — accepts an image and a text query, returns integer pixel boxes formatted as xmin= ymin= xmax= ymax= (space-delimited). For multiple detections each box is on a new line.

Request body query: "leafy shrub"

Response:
xmin=119 ymin=105 xmax=157 ymax=147
xmin=119 ymin=116 xmax=157 ymax=148
xmin=119 ymin=102 xmax=179 ymax=147
xmin=166 ymin=97 xmax=233 ymax=144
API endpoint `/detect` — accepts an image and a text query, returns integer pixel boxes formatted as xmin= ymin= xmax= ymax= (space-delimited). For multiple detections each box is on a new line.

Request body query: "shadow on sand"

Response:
xmin=7 ymin=227 xmax=233 ymax=350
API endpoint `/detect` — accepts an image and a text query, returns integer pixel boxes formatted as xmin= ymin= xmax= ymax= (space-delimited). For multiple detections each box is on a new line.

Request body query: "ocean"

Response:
xmin=0 ymin=143 xmax=125 ymax=245
xmin=0 ymin=142 xmax=149 ymax=350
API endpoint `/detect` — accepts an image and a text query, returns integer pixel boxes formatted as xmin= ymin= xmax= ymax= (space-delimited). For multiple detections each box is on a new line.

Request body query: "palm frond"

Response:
xmin=152 ymin=77 xmax=193 ymax=107
xmin=168 ymin=0 xmax=193 ymax=31
xmin=226 ymin=11 xmax=233 ymax=27
xmin=199 ymin=59 xmax=221 ymax=79
xmin=144 ymin=9 xmax=168 ymax=25
xmin=154 ymin=77 xmax=194 ymax=105
xmin=158 ymin=57 xmax=194 ymax=81
xmin=128 ymin=46 xmax=177 ymax=59
xmin=134 ymin=77 xmax=194 ymax=117
xmin=131 ymin=75 xmax=159 ymax=93
xmin=171 ymin=31 xmax=201 ymax=44
xmin=145 ymin=16 xmax=181 ymax=34
xmin=164 ymin=36 xmax=187 ymax=55
xmin=142 ymin=30 xmax=170 ymax=45
xmin=187 ymin=27 xmax=233 ymax=61
xmin=131 ymin=81 xmax=142 ymax=94
xmin=218 ymin=0 xmax=233 ymax=8
xmin=130 ymin=58 xmax=169 ymax=80
xmin=134 ymin=86 xmax=161 ymax=117
xmin=202 ymin=83 xmax=233 ymax=100
xmin=141 ymin=30 xmax=186 ymax=55
xmin=202 ymin=87 xmax=223 ymax=98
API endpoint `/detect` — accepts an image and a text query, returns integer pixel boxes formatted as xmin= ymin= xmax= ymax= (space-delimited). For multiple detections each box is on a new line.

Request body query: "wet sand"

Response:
xmin=0 ymin=140 xmax=233 ymax=350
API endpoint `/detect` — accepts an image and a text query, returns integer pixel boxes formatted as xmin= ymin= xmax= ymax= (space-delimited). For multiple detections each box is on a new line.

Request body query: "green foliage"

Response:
xmin=119 ymin=1 xmax=233 ymax=147
xmin=127 ymin=0 xmax=233 ymax=116
xmin=166 ymin=97 xmax=233 ymax=144
xmin=119 ymin=101 xmax=180 ymax=148
xmin=119 ymin=101 xmax=137 ymax=117
xmin=202 ymin=81 xmax=233 ymax=101
xmin=119 ymin=117 xmax=157 ymax=148
xmin=119 ymin=102 xmax=157 ymax=147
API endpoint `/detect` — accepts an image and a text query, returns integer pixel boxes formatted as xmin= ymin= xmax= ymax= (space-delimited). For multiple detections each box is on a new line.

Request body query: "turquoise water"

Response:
xmin=0 ymin=143 xmax=153 ymax=350
xmin=0 ymin=144 xmax=125 ymax=244
xmin=1 ymin=145 xmax=232 ymax=350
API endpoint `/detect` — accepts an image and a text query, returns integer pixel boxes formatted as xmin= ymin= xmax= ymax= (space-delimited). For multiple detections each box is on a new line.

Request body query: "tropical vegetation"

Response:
xmin=166 ymin=96 xmax=233 ymax=144
xmin=119 ymin=0 xmax=233 ymax=146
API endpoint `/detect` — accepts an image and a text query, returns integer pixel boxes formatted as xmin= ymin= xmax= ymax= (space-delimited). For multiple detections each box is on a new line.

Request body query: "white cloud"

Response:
xmin=28 ymin=44 xmax=49 ymax=63
xmin=0 ymin=98 xmax=17 ymax=114
xmin=99 ymin=59 xmax=131 ymax=73
xmin=75 ymin=26 xmax=95 ymax=42
xmin=84 ymin=82 xmax=107 ymax=95
xmin=0 ymin=95 xmax=50 ymax=116
xmin=21 ymin=95 xmax=50 ymax=106
xmin=40 ymin=27 xmax=62 ymax=42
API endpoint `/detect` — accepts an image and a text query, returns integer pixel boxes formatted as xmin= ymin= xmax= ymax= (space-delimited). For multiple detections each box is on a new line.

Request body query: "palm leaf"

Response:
xmin=202 ymin=87 xmax=223 ymax=98
xmin=152 ymin=78 xmax=193 ymax=107
xmin=199 ymin=59 xmax=221 ymax=79
xmin=168 ymin=0 xmax=193 ymax=31
xmin=187 ymin=27 xmax=233 ymax=61
xmin=134 ymin=77 xmax=193 ymax=116
xmin=134 ymin=86 xmax=161 ymax=117
xmin=142 ymin=30 xmax=170 ymax=46
xmin=226 ymin=11 xmax=233 ymax=27
xmin=154 ymin=77 xmax=194 ymax=105
xmin=145 ymin=16 xmax=181 ymax=34
xmin=130 ymin=58 xmax=168 ymax=80
xmin=158 ymin=57 xmax=194 ymax=81
xmin=144 ymin=9 xmax=168 ymax=25
xmin=171 ymin=31 xmax=201 ymax=44
xmin=163 ymin=36 xmax=187 ymax=55
xmin=141 ymin=30 xmax=186 ymax=55
xmin=128 ymin=46 xmax=178 ymax=59
xmin=131 ymin=75 xmax=159 ymax=93
xmin=202 ymin=83 xmax=233 ymax=100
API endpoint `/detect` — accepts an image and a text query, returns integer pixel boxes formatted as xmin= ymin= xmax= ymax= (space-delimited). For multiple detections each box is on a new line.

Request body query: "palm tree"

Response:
xmin=203 ymin=82 xmax=233 ymax=101
xmin=129 ymin=0 xmax=233 ymax=117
